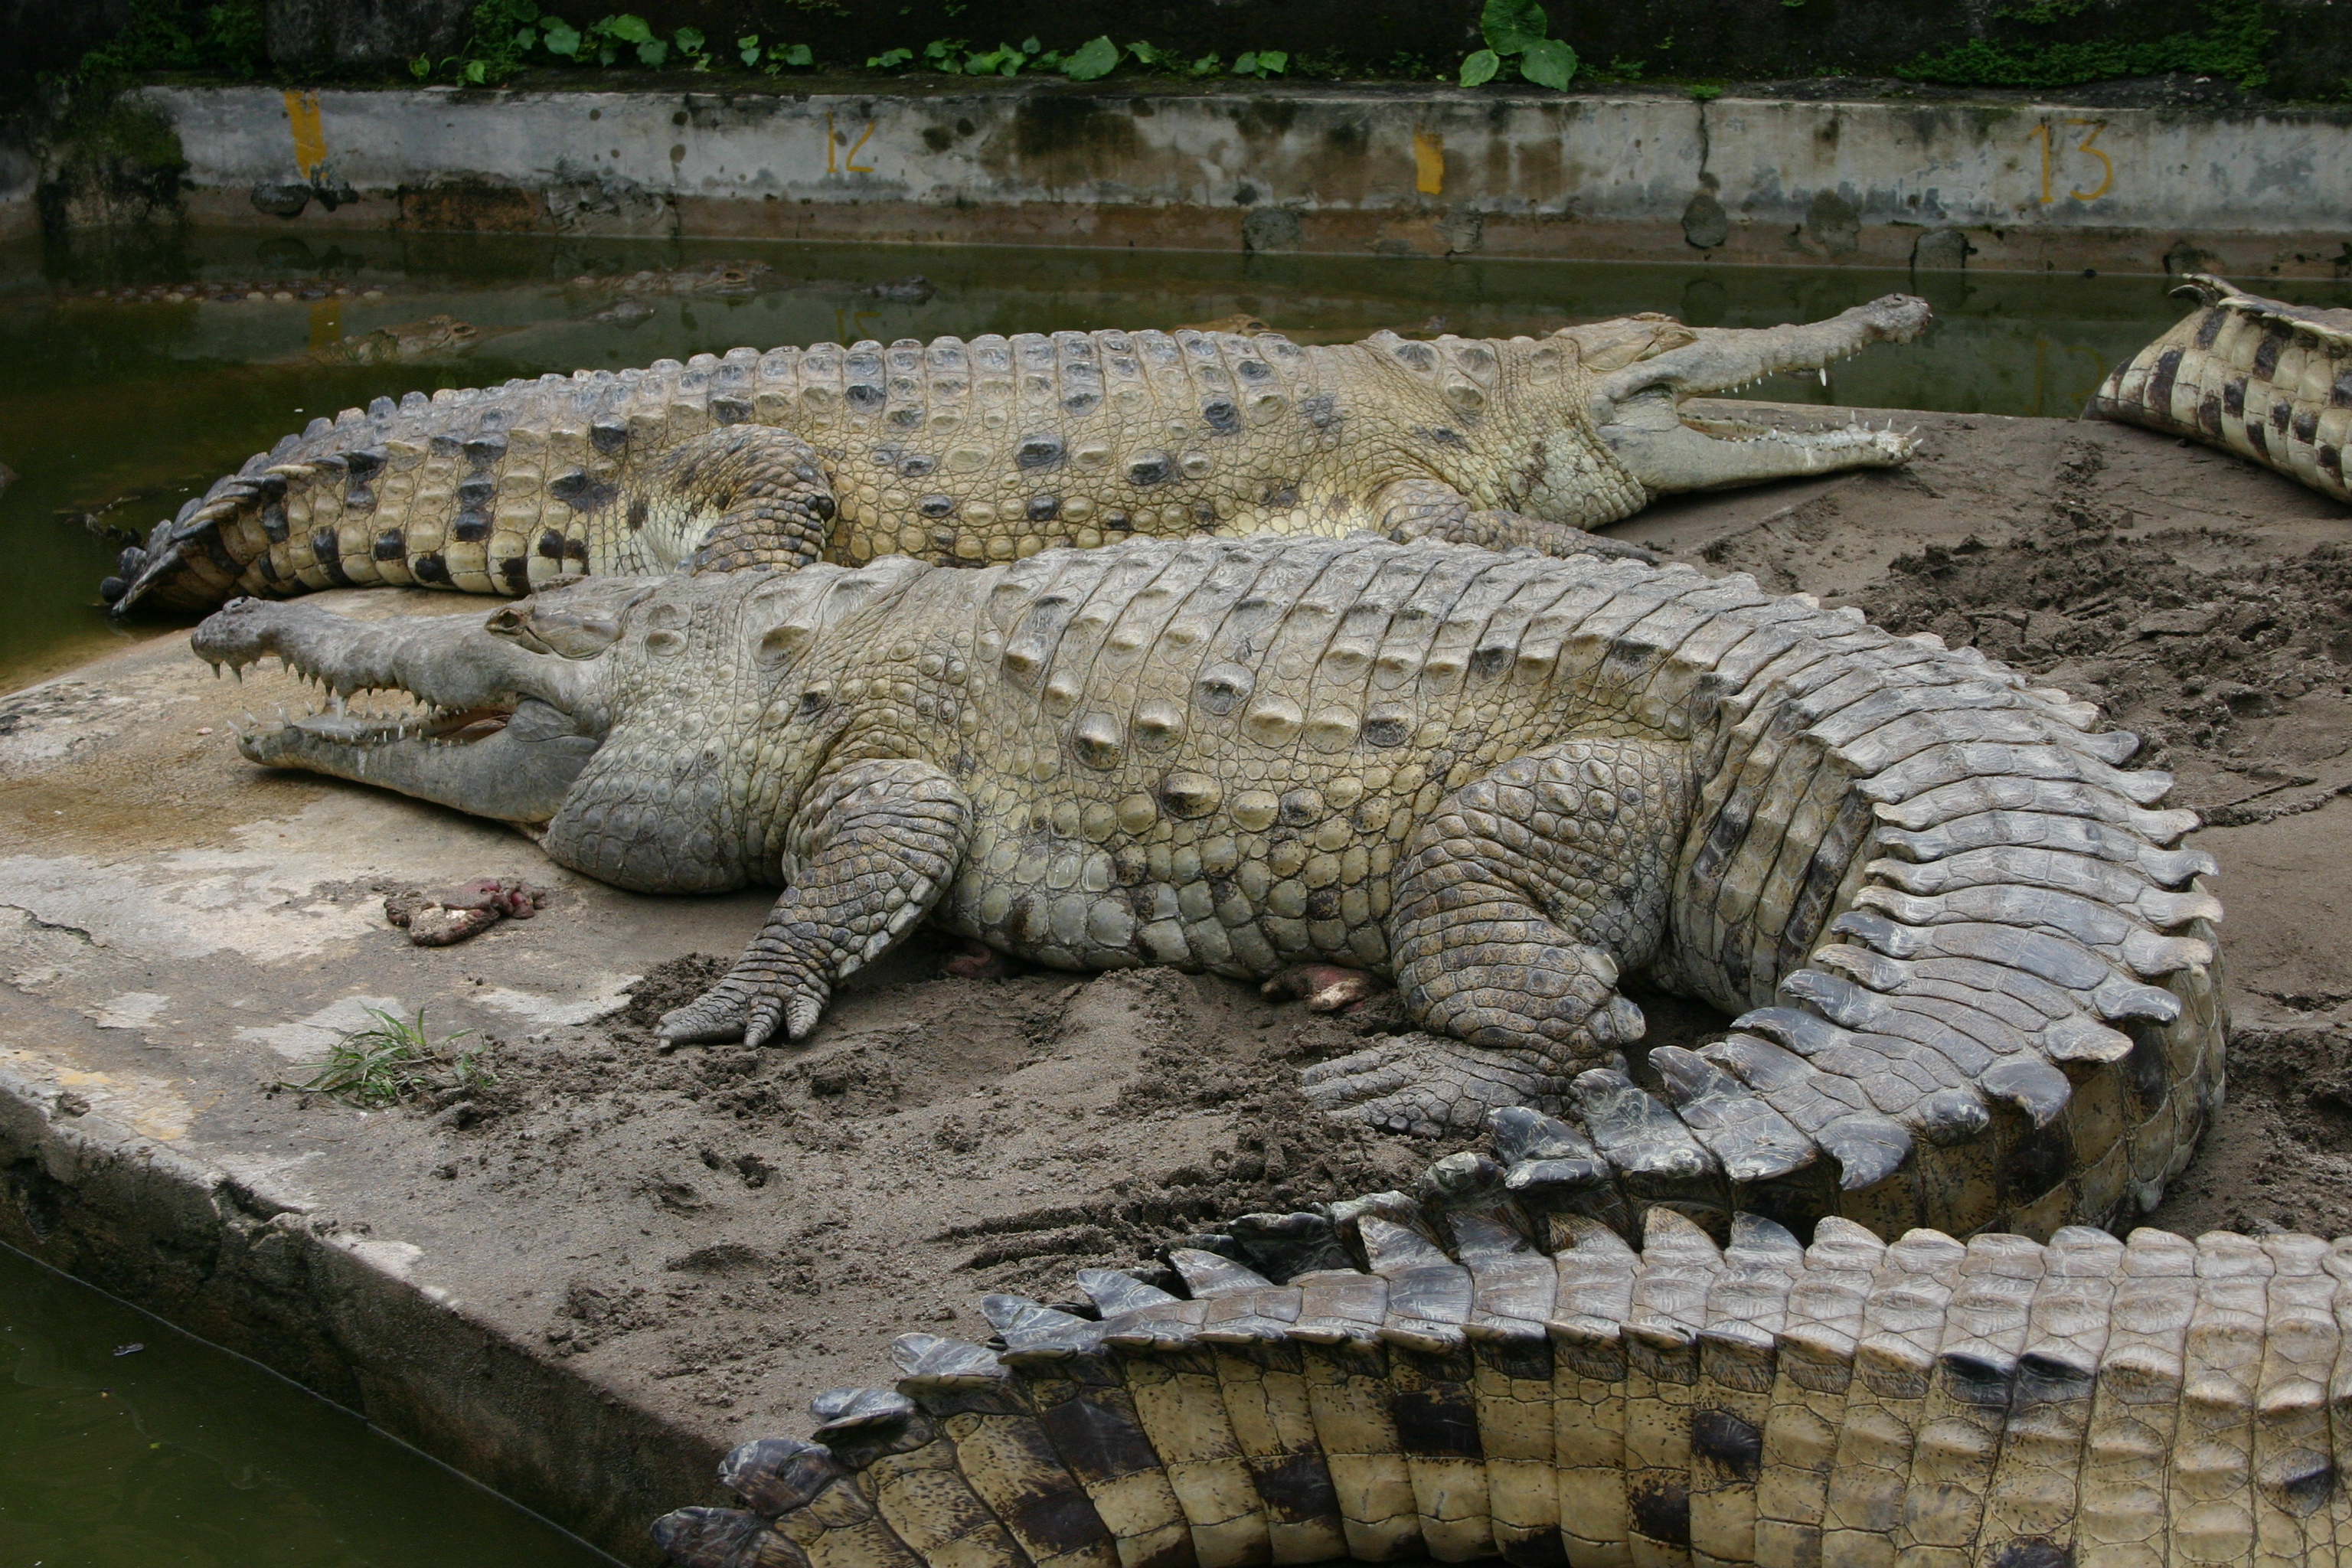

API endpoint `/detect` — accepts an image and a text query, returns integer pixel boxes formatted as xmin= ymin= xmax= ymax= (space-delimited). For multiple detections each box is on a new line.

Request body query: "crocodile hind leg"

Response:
xmin=1369 ymin=478 xmax=1658 ymax=564
xmin=606 ymin=424 xmax=840 ymax=575
xmin=655 ymin=759 xmax=972 ymax=1047
xmin=1302 ymin=739 xmax=1690 ymax=1135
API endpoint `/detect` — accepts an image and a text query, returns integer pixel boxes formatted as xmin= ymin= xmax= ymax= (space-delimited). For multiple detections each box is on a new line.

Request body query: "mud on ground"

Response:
xmin=5 ymin=408 xmax=2349 ymax=1517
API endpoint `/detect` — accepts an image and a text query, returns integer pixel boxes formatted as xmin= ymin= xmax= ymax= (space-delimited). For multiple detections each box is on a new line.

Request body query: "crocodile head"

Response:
xmin=191 ymin=566 xmax=915 ymax=894
xmin=1576 ymin=292 xmax=1932 ymax=495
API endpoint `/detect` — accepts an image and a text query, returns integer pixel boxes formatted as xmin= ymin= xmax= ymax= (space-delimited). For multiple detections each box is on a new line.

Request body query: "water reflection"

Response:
xmin=0 ymin=1241 xmax=614 ymax=1566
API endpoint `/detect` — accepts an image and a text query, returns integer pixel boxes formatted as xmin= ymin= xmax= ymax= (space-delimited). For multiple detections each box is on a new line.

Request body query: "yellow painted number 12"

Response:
xmin=2031 ymin=119 xmax=2113 ymax=203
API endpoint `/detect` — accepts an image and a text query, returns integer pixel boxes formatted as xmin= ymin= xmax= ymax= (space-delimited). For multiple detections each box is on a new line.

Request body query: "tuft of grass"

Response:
xmin=289 ymin=1008 xmax=495 ymax=1109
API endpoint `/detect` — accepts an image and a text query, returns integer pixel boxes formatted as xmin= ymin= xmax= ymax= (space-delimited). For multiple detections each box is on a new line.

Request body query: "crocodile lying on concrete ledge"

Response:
xmin=191 ymin=533 xmax=2221 ymax=1243
xmin=652 ymin=1180 xmax=2352 ymax=1568
xmin=109 ymin=297 xmax=1929 ymax=613
xmin=2092 ymin=273 xmax=2351 ymax=505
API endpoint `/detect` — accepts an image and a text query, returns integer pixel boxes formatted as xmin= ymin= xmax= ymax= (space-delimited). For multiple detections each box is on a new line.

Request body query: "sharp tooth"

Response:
xmin=1818 ymin=367 xmax=1829 ymax=386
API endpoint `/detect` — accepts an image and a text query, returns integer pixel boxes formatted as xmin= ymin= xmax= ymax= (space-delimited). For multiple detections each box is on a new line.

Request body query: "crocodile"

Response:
xmin=648 ymin=1168 xmax=2352 ymax=1568
xmin=108 ymin=296 xmax=1929 ymax=614
xmin=2091 ymin=273 xmax=2352 ymax=505
xmin=189 ymin=531 xmax=2223 ymax=1244
xmin=305 ymin=313 xmax=485 ymax=367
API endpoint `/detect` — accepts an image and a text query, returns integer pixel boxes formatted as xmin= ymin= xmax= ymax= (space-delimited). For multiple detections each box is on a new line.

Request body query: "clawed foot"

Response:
xmin=656 ymin=974 xmax=828 ymax=1049
xmin=1300 ymin=1032 xmax=1579 ymax=1136
xmin=1261 ymin=963 xmax=1389 ymax=1012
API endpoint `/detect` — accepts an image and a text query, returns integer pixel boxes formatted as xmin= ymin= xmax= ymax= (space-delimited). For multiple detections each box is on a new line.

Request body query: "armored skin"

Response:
xmin=649 ymin=1178 xmax=2352 ymax=1568
xmin=110 ymin=299 xmax=1929 ymax=614
xmin=2091 ymin=273 xmax=2352 ymax=505
xmin=191 ymin=534 xmax=2223 ymax=1243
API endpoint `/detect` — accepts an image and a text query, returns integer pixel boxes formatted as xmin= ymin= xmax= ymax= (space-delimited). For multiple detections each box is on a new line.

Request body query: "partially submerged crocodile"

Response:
xmin=2092 ymin=273 xmax=2351 ymax=505
xmin=191 ymin=532 xmax=2222 ymax=1243
xmin=652 ymin=1181 xmax=2352 ymax=1568
xmin=112 ymin=297 xmax=1929 ymax=612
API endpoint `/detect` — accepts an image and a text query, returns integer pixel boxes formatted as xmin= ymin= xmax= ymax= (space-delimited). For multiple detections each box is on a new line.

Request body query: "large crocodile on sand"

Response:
xmin=2092 ymin=273 xmax=2351 ymax=505
xmin=191 ymin=532 xmax=2222 ymax=1246
xmin=652 ymin=1184 xmax=2352 ymax=1568
xmin=110 ymin=298 xmax=1929 ymax=613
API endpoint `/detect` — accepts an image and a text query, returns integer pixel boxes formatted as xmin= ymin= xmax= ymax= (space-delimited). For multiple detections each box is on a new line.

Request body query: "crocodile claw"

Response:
xmin=657 ymin=976 xmax=830 ymax=1048
xmin=1299 ymin=1032 xmax=1576 ymax=1137
xmin=655 ymin=990 xmax=748 ymax=1046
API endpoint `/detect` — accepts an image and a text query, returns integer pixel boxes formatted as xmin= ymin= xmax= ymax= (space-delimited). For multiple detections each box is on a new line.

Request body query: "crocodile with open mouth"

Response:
xmin=108 ymin=298 xmax=1928 ymax=613
xmin=189 ymin=531 xmax=2220 ymax=1246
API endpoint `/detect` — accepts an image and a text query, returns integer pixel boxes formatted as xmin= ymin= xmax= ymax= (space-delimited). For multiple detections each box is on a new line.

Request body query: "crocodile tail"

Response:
xmin=102 ymin=371 xmax=642 ymax=617
xmin=2090 ymin=273 xmax=2352 ymax=505
xmin=656 ymin=1194 xmax=2351 ymax=1568
xmin=107 ymin=403 xmax=432 ymax=616
xmin=1660 ymin=589 xmax=2223 ymax=1239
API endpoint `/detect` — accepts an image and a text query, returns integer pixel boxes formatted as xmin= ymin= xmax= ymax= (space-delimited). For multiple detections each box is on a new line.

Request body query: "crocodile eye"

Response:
xmin=528 ymin=613 xmax=622 ymax=658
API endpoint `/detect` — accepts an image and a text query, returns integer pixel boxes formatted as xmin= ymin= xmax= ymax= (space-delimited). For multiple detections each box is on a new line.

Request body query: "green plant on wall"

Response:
xmin=71 ymin=0 xmax=266 ymax=86
xmin=413 ymin=5 xmax=818 ymax=83
xmin=1061 ymin=36 xmax=1121 ymax=80
xmin=737 ymin=35 xmax=812 ymax=70
xmin=1064 ymin=38 xmax=1286 ymax=82
xmin=1905 ymin=0 xmax=2275 ymax=88
xmin=1459 ymin=0 xmax=1578 ymax=90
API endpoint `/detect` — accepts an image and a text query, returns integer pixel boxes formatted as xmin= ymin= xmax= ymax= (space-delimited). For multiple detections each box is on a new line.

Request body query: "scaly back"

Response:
xmin=921 ymin=535 xmax=2219 ymax=1238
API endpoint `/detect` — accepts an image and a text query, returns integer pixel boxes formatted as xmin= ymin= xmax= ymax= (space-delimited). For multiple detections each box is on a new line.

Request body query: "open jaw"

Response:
xmin=1593 ymin=292 xmax=1932 ymax=493
xmin=190 ymin=596 xmax=606 ymax=825
xmin=237 ymin=697 xmax=599 ymax=825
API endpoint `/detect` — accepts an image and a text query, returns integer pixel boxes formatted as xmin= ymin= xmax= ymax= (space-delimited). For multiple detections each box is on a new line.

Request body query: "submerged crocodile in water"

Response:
xmin=109 ymin=298 xmax=1929 ymax=613
xmin=2092 ymin=273 xmax=2352 ymax=506
xmin=652 ymin=1180 xmax=2352 ymax=1568
xmin=191 ymin=532 xmax=2222 ymax=1244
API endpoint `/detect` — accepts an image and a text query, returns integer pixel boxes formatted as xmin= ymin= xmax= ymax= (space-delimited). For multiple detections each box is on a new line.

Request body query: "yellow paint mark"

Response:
xmin=844 ymin=119 xmax=878 ymax=174
xmin=2030 ymin=118 xmax=2113 ymax=204
xmin=1413 ymin=129 xmax=1445 ymax=195
xmin=2066 ymin=119 xmax=2113 ymax=201
xmin=284 ymin=89 xmax=328 ymax=180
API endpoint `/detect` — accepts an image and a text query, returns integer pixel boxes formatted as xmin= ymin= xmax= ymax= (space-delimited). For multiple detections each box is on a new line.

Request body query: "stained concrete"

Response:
xmin=3 ymin=411 xmax=2349 ymax=1561
xmin=54 ymin=81 xmax=2352 ymax=275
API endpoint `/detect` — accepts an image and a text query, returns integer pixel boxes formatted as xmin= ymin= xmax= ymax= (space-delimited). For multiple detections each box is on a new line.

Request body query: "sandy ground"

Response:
xmin=1 ymin=407 xmax=2347 ymax=1538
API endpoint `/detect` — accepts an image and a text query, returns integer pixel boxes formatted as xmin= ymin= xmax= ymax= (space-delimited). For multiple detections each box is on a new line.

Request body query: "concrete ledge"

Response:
xmin=138 ymin=82 xmax=2352 ymax=275
xmin=0 ymin=1040 xmax=711 ymax=1559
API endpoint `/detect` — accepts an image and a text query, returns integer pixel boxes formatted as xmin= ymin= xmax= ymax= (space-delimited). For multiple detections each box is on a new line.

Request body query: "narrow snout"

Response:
xmin=1592 ymin=294 xmax=1932 ymax=410
xmin=238 ymin=700 xmax=598 ymax=823
xmin=192 ymin=596 xmax=599 ymax=719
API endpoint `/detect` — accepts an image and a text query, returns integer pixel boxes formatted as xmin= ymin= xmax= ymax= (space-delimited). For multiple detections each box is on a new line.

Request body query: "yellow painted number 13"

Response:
xmin=2030 ymin=119 xmax=2113 ymax=203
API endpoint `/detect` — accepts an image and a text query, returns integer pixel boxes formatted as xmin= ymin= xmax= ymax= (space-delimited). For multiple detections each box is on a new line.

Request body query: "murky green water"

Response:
xmin=0 ymin=1241 xmax=613 ymax=1566
xmin=4 ymin=228 xmax=2347 ymax=692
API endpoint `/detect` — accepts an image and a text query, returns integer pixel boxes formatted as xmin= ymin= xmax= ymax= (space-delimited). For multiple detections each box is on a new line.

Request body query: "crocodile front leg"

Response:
xmin=1368 ymin=479 xmax=1656 ymax=563
xmin=1303 ymin=739 xmax=1689 ymax=1136
xmin=657 ymin=758 xmax=972 ymax=1047
xmin=602 ymin=425 xmax=841 ymax=576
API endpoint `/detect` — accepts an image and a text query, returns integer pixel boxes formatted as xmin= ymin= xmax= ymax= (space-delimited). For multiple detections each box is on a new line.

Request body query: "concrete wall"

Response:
xmin=29 ymin=80 xmax=2352 ymax=275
